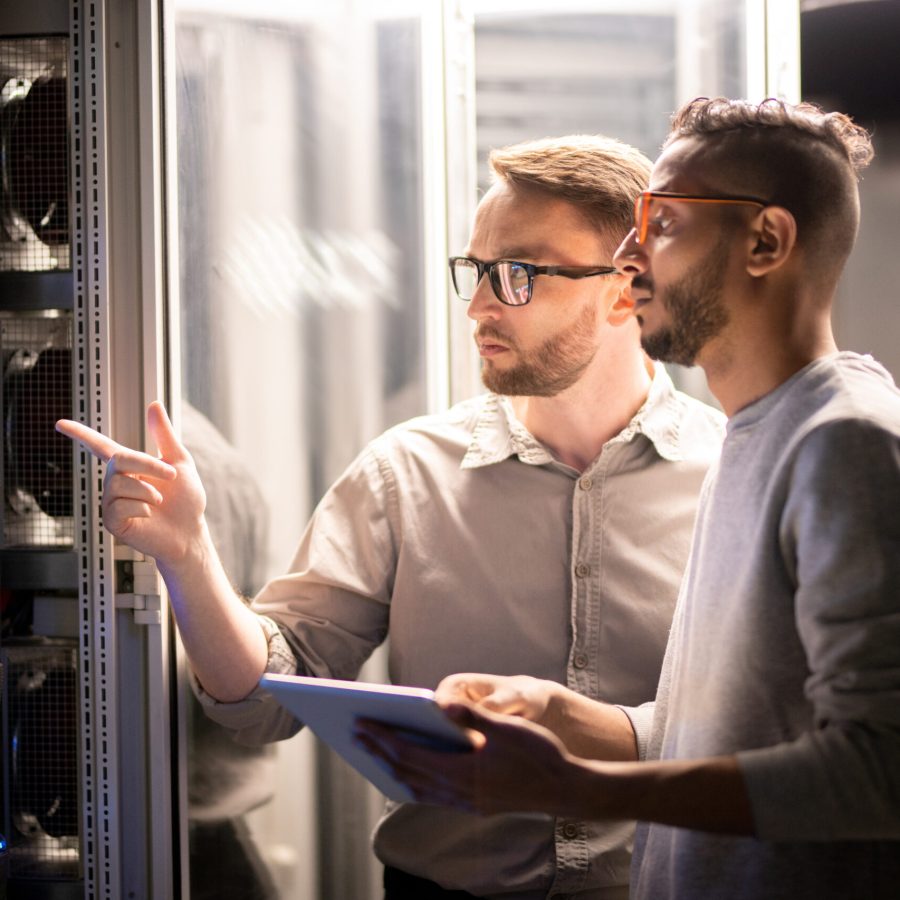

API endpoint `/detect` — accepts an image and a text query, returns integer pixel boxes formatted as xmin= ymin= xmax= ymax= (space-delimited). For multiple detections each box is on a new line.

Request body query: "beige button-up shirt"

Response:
xmin=198 ymin=365 xmax=725 ymax=899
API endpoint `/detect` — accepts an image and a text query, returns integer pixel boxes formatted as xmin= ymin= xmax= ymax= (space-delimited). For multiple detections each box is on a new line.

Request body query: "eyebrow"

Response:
xmin=648 ymin=199 xmax=684 ymax=214
xmin=467 ymin=245 xmax=586 ymax=262
xmin=647 ymin=196 xmax=682 ymax=208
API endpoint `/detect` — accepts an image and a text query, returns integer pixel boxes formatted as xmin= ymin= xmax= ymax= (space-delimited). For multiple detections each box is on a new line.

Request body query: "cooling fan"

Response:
xmin=0 ymin=36 xmax=69 ymax=271
xmin=1 ymin=643 xmax=81 ymax=878
xmin=1 ymin=315 xmax=73 ymax=547
xmin=0 ymin=75 xmax=68 ymax=248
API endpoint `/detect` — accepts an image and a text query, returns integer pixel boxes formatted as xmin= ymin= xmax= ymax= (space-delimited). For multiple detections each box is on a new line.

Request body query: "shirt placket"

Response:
xmin=549 ymin=458 xmax=607 ymax=897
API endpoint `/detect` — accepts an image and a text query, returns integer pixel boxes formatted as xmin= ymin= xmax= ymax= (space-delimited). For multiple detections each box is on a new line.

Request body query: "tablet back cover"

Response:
xmin=259 ymin=673 xmax=469 ymax=802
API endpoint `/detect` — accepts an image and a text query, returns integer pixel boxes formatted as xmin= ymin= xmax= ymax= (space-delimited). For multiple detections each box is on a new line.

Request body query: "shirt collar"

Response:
xmin=460 ymin=364 xmax=698 ymax=470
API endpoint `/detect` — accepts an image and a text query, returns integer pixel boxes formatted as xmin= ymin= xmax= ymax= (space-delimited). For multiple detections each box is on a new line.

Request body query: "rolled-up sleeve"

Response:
xmin=191 ymin=615 xmax=305 ymax=744
xmin=194 ymin=442 xmax=397 ymax=744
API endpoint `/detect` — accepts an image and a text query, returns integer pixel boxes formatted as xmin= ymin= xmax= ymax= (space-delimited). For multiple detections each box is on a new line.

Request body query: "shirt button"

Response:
xmin=573 ymin=653 xmax=588 ymax=669
xmin=575 ymin=563 xmax=591 ymax=578
xmin=563 ymin=823 xmax=579 ymax=839
xmin=578 ymin=476 xmax=593 ymax=491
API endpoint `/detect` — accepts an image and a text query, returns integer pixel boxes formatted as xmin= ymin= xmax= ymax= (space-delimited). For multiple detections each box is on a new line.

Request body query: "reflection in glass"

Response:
xmin=173 ymin=4 xmax=427 ymax=898
xmin=474 ymin=1 xmax=747 ymax=182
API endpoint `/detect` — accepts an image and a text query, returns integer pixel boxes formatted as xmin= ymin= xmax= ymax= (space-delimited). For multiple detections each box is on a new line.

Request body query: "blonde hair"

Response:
xmin=488 ymin=135 xmax=652 ymax=253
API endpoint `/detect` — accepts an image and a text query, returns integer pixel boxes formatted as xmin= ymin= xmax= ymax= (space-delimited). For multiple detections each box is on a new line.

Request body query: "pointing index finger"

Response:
xmin=56 ymin=419 xmax=120 ymax=462
xmin=55 ymin=418 xmax=177 ymax=480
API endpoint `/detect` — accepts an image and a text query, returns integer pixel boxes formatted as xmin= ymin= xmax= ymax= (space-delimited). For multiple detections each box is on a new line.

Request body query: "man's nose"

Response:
xmin=613 ymin=228 xmax=647 ymax=276
xmin=466 ymin=272 xmax=503 ymax=322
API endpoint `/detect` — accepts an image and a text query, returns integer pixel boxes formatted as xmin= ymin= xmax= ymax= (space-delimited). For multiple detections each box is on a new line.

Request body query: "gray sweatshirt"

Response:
xmin=632 ymin=352 xmax=900 ymax=900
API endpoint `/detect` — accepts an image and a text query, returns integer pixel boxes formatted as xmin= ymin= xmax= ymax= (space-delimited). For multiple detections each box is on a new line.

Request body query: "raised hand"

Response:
xmin=56 ymin=401 xmax=207 ymax=566
xmin=57 ymin=402 xmax=270 ymax=701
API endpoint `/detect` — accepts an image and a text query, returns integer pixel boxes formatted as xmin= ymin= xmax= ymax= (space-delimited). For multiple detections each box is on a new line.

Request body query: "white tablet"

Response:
xmin=259 ymin=673 xmax=473 ymax=802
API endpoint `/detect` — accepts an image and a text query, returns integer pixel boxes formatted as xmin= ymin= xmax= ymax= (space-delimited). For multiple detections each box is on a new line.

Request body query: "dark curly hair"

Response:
xmin=663 ymin=97 xmax=874 ymax=278
xmin=665 ymin=97 xmax=873 ymax=171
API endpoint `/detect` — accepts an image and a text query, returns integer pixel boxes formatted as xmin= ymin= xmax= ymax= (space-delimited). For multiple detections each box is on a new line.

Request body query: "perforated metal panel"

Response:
xmin=72 ymin=1 xmax=120 ymax=896
xmin=0 ymin=641 xmax=81 ymax=881
xmin=0 ymin=310 xmax=74 ymax=548
xmin=0 ymin=36 xmax=70 ymax=273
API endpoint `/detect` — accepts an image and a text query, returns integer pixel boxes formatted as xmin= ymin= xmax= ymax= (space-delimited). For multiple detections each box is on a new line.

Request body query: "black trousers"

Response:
xmin=189 ymin=818 xmax=278 ymax=900
xmin=384 ymin=866 xmax=483 ymax=899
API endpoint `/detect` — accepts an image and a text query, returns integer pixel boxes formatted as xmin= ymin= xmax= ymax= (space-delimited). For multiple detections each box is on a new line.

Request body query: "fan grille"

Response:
xmin=0 ymin=36 xmax=70 ymax=272
xmin=1 ymin=311 xmax=74 ymax=548
xmin=0 ymin=642 xmax=81 ymax=880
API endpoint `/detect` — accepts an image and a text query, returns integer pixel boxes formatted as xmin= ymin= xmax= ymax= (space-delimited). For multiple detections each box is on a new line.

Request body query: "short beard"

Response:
xmin=480 ymin=301 xmax=598 ymax=397
xmin=640 ymin=237 xmax=731 ymax=367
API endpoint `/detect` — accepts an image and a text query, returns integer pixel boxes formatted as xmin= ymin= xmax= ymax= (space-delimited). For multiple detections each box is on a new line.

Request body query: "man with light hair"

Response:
xmin=59 ymin=134 xmax=724 ymax=899
xmin=359 ymin=99 xmax=900 ymax=900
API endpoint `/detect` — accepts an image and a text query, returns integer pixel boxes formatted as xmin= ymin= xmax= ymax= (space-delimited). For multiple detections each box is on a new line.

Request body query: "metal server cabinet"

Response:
xmin=0 ymin=0 xmax=178 ymax=897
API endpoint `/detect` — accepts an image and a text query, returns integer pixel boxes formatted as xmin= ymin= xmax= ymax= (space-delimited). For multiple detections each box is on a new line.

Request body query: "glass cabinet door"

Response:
xmin=164 ymin=2 xmax=796 ymax=897
xmin=168 ymin=2 xmax=439 ymax=897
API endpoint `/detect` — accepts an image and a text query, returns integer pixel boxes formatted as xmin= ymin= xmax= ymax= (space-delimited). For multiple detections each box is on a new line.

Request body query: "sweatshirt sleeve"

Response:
xmin=739 ymin=419 xmax=900 ymax=840
xmin=617 ymin=701 xmax=656 ymax=761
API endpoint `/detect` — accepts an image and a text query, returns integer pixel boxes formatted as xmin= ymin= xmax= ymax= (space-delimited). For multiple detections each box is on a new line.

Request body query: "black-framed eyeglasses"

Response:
xmin=448 ymin=256 xmax=619 ymax=307
xmin=633 ymin=191 xmax=769 ymax=244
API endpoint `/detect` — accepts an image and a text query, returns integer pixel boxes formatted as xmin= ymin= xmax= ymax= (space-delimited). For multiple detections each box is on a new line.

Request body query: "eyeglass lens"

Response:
xmin=494 ymin=263 xmax=530 ymax=305
xmin=451 ymin=259 xmax=531 ymax=306
xmin=635 ymin=194 xmax=652 ymax=244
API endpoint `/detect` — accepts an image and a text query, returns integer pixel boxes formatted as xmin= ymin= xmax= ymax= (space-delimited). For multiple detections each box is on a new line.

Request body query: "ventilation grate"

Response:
xmin=0 ymin=36 xmax=70 ymax=272
xmin=0 ymin=641 xmax=81 ymax=880
xmin=0 ymin=311 xmax=73 ymax=548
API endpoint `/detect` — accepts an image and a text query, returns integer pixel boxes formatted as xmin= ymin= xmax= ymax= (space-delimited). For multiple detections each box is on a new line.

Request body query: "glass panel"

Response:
xmin=470 ymin=0 xmax=750 ymax=402
xmin=171 ymin=3 xmax=428 ymax=897
xmin=473 ymin=0 xmax=747 ymax=183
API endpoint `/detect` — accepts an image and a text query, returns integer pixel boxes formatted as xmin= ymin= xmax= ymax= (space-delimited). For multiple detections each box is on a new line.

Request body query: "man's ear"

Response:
xmin=607 ymin=282 xmax=635 ymax=325
xmin=746 ymin=206 xmax=797 ymax=277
